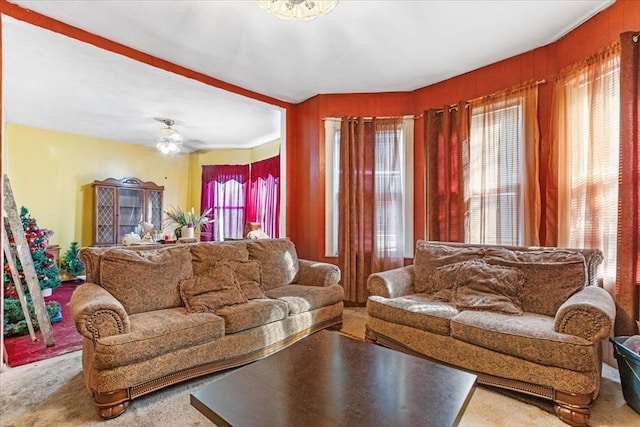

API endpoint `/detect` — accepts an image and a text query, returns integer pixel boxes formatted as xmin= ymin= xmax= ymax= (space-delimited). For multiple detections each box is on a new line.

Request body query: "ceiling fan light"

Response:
xmin=256 ymin=0 xmax=338 ymax=21
xmin=157 ymin=142 xmax=170 ymax=154
xmin=155 ymin=118 xmax=183 ymax=154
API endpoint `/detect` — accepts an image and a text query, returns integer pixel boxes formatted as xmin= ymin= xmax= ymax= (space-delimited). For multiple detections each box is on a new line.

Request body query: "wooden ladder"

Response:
xmin=2 ymin=174 xmax=55 ymax=352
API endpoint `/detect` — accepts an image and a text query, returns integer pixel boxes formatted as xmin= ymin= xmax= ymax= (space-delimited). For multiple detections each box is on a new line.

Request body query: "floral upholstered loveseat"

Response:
xmin=71 ymin=238 xmax=343 ymax=419
xmin=365 ymin=240 xmax=615 ymax=427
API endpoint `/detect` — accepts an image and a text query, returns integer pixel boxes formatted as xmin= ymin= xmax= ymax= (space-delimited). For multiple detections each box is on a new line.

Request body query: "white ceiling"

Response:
xmin=3 ymin=0 xmax=614 ymax=153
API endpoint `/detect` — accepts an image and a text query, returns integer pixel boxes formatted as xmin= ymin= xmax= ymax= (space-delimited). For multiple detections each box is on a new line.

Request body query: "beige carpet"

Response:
xmin=0 ymin=308 xmax=638 ymax=426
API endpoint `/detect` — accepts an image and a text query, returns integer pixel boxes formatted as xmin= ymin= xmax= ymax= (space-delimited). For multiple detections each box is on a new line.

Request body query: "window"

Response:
xmin=468 ymin=99 xmax=524 ymax=245
xmin=324 ymin=117 xmax=413 ymax=257
xmin=201 ymin=164 xmax=250 ymax=241
xmin=212 ymin=179 xmax=247 ymax=240
xmin=555 ymin=49 xmax=620 ymax=284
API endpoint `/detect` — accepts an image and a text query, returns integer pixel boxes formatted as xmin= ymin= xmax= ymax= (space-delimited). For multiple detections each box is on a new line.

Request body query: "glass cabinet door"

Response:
xmin=146 ymin=190 xmax=163 ymax=231
xmin=118 ymin=188 xmax=144 ymax=242
xmin=95 ymin=186 xmax=116 ymax=245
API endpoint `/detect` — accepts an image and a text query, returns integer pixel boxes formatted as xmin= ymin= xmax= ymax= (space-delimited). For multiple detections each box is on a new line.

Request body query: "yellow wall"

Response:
xmin=3 ymin=123 xmax=191 ymax=251
xmin=3 ymin=124 xmax=280 ymax=253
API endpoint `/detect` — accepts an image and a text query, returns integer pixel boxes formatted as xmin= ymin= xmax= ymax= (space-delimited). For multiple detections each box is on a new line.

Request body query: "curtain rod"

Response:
xmin=432 ymin=79 xmax=546 ymax=114
xmin=323 ymin=115 xmax=421 ymax=122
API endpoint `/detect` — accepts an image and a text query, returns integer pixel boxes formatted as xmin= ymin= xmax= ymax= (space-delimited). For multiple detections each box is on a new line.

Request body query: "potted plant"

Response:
xmin=61 ymin=241 xmax=84 ymax=281
xmin=164 ymin=206 xmax=213 ymax=239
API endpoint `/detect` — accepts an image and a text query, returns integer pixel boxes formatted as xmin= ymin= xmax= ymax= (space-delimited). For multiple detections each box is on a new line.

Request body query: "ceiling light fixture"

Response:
xmin=155 ymin=118 xmax=183 ymax=155
xmin=256 ymin=0 xmax=339 ymax=21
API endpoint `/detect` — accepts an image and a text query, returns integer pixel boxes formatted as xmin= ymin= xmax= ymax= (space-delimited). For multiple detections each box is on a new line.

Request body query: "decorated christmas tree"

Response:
xmin=61 ymin=241 xmax=84 ymax=280
xmin=3 ymin=206 xmax=61 ymax=337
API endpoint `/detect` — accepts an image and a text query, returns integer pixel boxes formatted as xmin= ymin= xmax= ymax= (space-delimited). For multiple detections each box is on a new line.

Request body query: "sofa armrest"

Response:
xmin=70 ymin=282 xmax=130 ymax=340
xmin=367 ymin=265 xmax=415 ymax=298
xmin=295 ymin=259 xmax=341 ymax=287
xmin=554 ymin=286 xmax=615 ymax=342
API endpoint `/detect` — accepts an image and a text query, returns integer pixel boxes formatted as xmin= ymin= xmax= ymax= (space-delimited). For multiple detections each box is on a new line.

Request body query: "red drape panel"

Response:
xmin=247 ymin=155 xmax=280 ymax=238
xmin=424 ymin=103 xmax=469 ymax=242
xmin=338 ymin=117 xmax=375 ymax=305
xmin=615 ymin=31 xmax=640 ymax=335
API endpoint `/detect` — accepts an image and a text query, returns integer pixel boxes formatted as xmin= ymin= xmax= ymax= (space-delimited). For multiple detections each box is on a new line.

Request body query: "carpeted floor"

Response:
xmin=0 ymin=307 xmax=638 ymax=426
xmin=3 ymin=281 xmax=84 ymax=367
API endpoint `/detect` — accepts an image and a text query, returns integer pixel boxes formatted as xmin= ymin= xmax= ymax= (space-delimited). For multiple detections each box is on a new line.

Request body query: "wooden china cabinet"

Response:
xmin=92 ymin=177 xmax=164 ymax=246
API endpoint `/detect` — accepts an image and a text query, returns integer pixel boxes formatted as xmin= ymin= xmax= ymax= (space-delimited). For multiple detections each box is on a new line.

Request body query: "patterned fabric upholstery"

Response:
xmin=266 ymin=284 xmax=344 ymax=315
xmin=366 ymin=241 xmax=616 ymax=414
xmin=99 ymin=246 xmax=193 ymax=314
xmin=190 ymin=241 xmax=249 ymax=276
xmin=71 ymin=239 xmax=343 ymax=414
xmin=367 ymin=294 xmax=459 ymax=336
xmin=246 ymin=238 xmax=299 ymax=290
xmin=214 ymin=299 xmax=289 ymax=334
xmin=92 ymin=307 xmax=225 ymax=369
xmin=450 ymin=310 xmax=597 ymax=371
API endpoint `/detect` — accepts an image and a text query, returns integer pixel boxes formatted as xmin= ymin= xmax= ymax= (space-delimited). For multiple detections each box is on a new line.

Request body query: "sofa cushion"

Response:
xmin=99 ymin=246 xmax=193 ymax=314
xmin=246 ymin=238 xmax=299 ymax=291
xmin=447 ymin=260 xmax=525 ymax=315
xmin=223 ymin=260 xmax=266 ymax=300
xmin=450 ymin=310 xmax=597 ymax=372
xmin=265 ymin=284 xmax=344 ymax=315
xmin=484 ymin=249 xmax=587 ymax=316
xmin=179 ymin=264 xmax=248 ymax=313
xmin=215 ymin=299 xmax=289 ymax=334
xmin=413 ymin=241 xmax=485 ymax=293
xmin=367 ymin=294 xmax=459 ymax=336
xmin=92 ymin=307 xmax=225 ymax=370
xmin=190 ymin=241 xmax=249 ymax=276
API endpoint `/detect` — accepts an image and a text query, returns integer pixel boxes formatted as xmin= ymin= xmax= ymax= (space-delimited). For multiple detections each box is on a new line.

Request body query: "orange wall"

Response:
xmin=288 ymin=0 xmax=640 ymax=261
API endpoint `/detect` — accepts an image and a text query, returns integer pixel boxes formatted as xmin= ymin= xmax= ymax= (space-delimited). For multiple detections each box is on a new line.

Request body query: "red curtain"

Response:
xmin=338 ymin=117 xmax=375 ymax=305
xmin=424 ymin=103 xmax=469 ymax=242
xmin=200 ymin=165 xmax=249 ymax=241
xmin=615 ymin=31 xmax=640 ymax=335
xmin=247 ymin=155 xmax=280 ymax=238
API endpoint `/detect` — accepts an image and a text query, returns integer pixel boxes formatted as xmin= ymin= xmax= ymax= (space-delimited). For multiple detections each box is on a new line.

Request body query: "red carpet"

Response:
xmin=3 ymin=281 xmax=83 ymax=367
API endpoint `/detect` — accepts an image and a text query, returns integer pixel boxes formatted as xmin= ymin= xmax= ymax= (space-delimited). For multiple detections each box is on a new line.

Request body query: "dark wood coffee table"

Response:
xmin=191 ymin=330 xmax=476 ymax=426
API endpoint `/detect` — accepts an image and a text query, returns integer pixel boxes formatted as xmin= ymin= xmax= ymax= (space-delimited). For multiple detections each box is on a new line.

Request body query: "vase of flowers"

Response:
xmin=164 ymin=206 xmax=213 ymax=240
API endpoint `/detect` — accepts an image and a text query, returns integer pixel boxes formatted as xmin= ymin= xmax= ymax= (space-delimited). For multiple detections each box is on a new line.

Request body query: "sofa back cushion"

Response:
xmin=245 ymin=238 xmax=299 ymax=291
xmin=413 ymin=241 xmax=591 ymax=316
xmin=79 ymin=245 xmax=160 ymax=285
xmin=99 ymin=246 xmax=193 ymax=314
xmin=190 ymin=241 xmax=249 ymax=276
xmin=414 ymin=241 xmax=485 ymax=293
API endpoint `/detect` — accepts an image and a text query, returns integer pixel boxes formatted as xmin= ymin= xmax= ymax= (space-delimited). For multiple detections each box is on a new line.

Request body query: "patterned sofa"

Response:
xmin=71 ymin=238 xmax=343 ymax=419
xmin=365 ymin=240 xmax=615 ymax=427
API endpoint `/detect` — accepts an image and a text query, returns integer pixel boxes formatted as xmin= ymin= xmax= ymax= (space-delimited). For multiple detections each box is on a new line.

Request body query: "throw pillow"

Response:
xmin=221 ymin=260 xmax=266 ymax=300
xmin=449 ymin=259 xmax=525 ymax=315
xmin=425 ymin=262 xmax=461 ymax=301
xmin=485 ymin=249 xmax=587 ymax=316
xmin=179 ymin=263 xmax=248 ymax=313
xmin=245 ymin=238 xmax=299 ymax=291
xmin=413 ymin=241 xmax=486 ymax=293
xmin=99 ymin=246 xmax=193 ymax=314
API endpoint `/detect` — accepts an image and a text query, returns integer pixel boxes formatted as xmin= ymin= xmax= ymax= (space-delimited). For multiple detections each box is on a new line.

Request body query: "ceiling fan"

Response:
xmin=153 ymin=117 xmax=209 ymax=154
